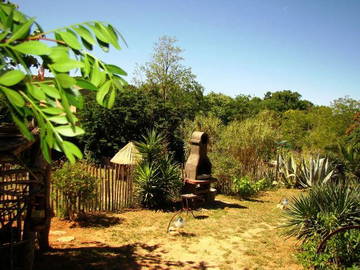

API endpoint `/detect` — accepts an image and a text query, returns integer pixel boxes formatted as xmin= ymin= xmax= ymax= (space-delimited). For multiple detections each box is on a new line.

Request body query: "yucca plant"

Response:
xmin=284 ymin=183 xmax=360 ymax=240
xmin=134 ymin=130 xmax=182 ymax=209
xmin=135 ymin=129 xmax=166 ymax=164
xmin=298 ymin=156 xmax=334 ymax=188
xmin=134 ymin=162 xmax=160 ymax=209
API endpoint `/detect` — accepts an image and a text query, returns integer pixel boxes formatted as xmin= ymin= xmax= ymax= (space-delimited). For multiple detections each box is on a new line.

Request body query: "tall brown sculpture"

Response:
xmin=183 ymin=131 xmax=217 ymax=202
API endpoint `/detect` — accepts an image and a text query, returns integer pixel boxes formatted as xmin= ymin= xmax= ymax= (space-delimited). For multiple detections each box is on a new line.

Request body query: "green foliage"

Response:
xmin=232 ymin=176 xmax=270 ymax=198
xmin=217 ymin=111 xmax=280 ymax=177
xmin=280 ymin=104 xmax=356 ymax=154
xmin=277 ymin=154 xmax=298 ymax=187
xmin=263 ymin=90 xmax=313 ymax=112
xmin=0 ymin=2 xmax=126 ymax=163
xmin=134 ymin=130 xmax=182 ymax=209
xmin=78 ymin=86 xmax=185 ymax=163
xmin=210 ymin=153 xmax=242 ymax=194
xmin=345 ymin=112 xmax=360 ymax=148
xmin=297 ymin=230 xmax=360 ymax=270
xmin=277 ymin=154 xmax=335 ymax=188
xmin=338 ymin=144 xmax=360 ymax=180
xmin=284 ymin=183 xmax=360 ymax=240
xmin=202 ymin=90 xmax=312 ymax=125
xmin=135 ymin=129 xmax=165 ymax=164
xmin=298 ymin=156 xmax=334 ymax=188
xmin=135 ymin=35 xmax=204 ymax=120
xmin=52 ymin=162 xmax=98 ymax=219
xmin=203 ymin=92 xmax=237 ymax=124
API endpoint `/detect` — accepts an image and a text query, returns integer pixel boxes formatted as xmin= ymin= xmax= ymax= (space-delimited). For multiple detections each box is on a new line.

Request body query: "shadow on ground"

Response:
xmin=72 ymin=213 xmax=123 ymax=228
xmin=203 ymin=200 xmax=247 ymax=210
xmin=34 ymin=243 xmax=209 ymax=270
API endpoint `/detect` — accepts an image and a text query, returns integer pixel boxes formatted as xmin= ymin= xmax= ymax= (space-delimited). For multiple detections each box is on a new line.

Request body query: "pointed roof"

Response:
xmin=110 ymin=142 xmax=142 ymax=165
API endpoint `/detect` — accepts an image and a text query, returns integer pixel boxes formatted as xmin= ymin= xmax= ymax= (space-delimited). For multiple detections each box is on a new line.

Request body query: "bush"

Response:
xmin=210 ymin=153 xmax=242 ymax=194
xmin=285 ymin=183 xmax=360 ymax=240
xmin=285 ymin=182 xmax=360 ymax=269
xmin=232 ymin=176 xmax=271 ymax=198
xmin=338 ymin=143 xmax=360 ymax=181
xmin=52 ymin=162 xmax=98 ymax=219
xmin=134 ymin=130 xmax=183 ymax=209
xmin=297 ymin=230 xmax=360 ymax=269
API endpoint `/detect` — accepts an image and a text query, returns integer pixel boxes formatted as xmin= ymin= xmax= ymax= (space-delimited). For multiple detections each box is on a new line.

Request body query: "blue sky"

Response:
xmin=16 ymin=0 xmax=360 ymax=105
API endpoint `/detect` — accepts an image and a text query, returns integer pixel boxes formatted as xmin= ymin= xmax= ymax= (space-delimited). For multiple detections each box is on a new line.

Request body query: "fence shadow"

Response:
xmin=34 ymin=242 xmax=210 ymax=270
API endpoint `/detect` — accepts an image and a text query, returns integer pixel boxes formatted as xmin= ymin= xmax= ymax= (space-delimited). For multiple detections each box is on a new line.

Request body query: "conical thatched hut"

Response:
xmin=110 ymin=142 xmax=142 ymax=165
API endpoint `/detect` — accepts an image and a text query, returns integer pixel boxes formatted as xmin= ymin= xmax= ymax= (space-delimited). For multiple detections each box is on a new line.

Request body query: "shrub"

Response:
xmin=297 ymin=230 xmax=360 ymax=269
xmin=134 ymin=130 xmax=182 ymax=209
xmin=285 ymin=182 xmax=360 ymax=269
xmin=339 ymin=143 xmax=360 ymax=181
xmin=52 ymin=162 xmax=98 ymax=219
xmin=210 ymin=153 xmax=242 ymax=194
xmin=284 ymin=183 xmax=360 ymax=240
xmin=232 ymin=176 xmax=271 ymax=198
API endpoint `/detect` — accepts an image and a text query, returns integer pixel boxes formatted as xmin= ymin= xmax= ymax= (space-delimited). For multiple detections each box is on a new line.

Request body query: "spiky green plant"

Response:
xmin=134 ymin=130 xmax=182 ymax=209
xmin=277 ymin=154 xmax=298 ymax=187
xmin=134 ymin=162 xmax=159 ymax=209
xmin=298 ymin=156 xmax=334 ymax=188
xmin=284 ymin=183 xmax=360 ymax=240
xmin=135 ymin=129 xmax=166 ymax=164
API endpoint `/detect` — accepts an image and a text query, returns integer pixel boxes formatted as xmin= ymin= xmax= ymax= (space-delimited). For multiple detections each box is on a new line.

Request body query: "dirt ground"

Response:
xmin=34 ymin=189 xmax=303 ymax=270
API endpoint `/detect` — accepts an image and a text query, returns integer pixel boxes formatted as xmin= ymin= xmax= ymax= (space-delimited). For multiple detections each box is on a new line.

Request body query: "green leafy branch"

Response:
xmin=0 ymin=2 xmax=127 ymax=163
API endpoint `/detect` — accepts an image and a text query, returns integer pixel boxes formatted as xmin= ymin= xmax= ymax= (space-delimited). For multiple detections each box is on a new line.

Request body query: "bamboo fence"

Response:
xmin=50 ymin=163 xmax=134 ymax=215
xmin=0 ymin=163 xmax=30 ymax=240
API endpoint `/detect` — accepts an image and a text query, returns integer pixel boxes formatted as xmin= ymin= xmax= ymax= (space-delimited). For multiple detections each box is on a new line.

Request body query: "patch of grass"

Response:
xmin=36 ymin=189 xmax=302 ymax=270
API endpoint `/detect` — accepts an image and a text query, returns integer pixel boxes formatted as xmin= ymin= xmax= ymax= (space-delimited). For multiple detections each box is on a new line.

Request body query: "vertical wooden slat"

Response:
xmin=107 ymin=165 xmax=110 ymax=211
xmin=124 ymin=166 xmax=128 ymax=207
xmin=116 ymin=165 xmax=120 ymax=210
xmin=111 ymin=166 xmax=114 ymax=211
xmin=119 ymin=165 xmax=123 ymax=207
xmin=104 ymin=165 xmax=107 ymax=211
xmin=99 ymin=165 xmax=102 ymax=211
xmin=125 ymin=165 xmax=128 ymax=207
xmin=129 ymin=166 xmax=133 ymax=207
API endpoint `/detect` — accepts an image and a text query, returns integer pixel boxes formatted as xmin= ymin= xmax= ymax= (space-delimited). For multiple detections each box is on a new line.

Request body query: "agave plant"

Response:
xmin=277 ymin=154 xmax=298 ymax=187
xmin=298 ymin=156 xmax=334 ymax=188
xmin=284 ymin=183 xmax=360 ymax=240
